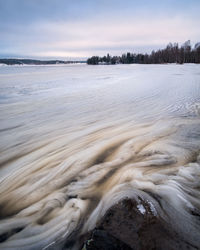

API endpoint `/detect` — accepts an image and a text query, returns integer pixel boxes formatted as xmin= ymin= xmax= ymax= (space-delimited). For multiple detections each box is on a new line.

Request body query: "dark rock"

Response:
xmin=82 ymin=229 xmax=132 ymax=250
xmin=81 ymin=198 xmax=197 ymax=250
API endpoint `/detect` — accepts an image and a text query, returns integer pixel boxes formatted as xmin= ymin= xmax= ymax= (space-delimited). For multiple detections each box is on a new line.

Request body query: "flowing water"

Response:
xmin=0 ymin=64 xmax=200 ymax=249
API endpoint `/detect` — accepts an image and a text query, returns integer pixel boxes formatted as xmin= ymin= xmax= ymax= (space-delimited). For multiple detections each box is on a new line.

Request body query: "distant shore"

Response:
xmin=0 ymin=58 xmax=86 ymax=66
xmin=87 ymin=40 xmax=200 ymax=65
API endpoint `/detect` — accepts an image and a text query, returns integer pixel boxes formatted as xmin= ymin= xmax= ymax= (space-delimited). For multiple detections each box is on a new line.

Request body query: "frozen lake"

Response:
xmin=0 ymin=64 xmax=200 ymax=249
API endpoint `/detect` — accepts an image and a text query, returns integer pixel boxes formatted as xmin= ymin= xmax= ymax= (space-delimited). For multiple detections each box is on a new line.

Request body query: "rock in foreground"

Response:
xmin=81 ymin=198 xmax=197 ymax=250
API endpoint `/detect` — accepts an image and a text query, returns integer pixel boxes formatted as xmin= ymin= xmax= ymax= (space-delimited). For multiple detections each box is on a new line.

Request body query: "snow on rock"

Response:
xmin=137 ymin=204 xmax=146 ymax=214
xmin=147 ymin=200 xmax=157 ymax=216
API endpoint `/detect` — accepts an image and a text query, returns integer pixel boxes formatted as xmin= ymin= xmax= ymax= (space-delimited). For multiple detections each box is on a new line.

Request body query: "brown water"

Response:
xmin=0 ymin=64 xmax=200 ymax=249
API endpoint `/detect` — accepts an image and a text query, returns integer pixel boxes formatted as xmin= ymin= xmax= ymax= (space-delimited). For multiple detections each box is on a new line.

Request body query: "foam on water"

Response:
xmin=0 ymin=64 xmax=200 ymax=249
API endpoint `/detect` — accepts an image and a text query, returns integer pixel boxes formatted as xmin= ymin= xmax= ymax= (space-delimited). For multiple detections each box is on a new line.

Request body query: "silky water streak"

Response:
xmin=0 ymin=64 xmax=200 ymax=249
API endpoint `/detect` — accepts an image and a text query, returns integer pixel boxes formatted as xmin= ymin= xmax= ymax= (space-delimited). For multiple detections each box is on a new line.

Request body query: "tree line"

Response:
xmin=87 ymin=40 xmax=200 ymax=65
xmin=0 ymin=59 xmax=86 ymax=65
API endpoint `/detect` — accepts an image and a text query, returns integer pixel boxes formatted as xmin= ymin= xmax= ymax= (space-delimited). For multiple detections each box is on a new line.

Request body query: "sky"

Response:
xmin=0 ymin=0 xmax=200 ymax=60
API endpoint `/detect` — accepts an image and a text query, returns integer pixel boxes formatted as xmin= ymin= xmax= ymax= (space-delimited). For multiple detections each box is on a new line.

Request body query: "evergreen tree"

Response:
xmin=87 ymin=41 xmax=200 ymax=65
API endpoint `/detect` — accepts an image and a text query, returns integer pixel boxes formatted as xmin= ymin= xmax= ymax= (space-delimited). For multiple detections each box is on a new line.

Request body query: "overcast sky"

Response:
xmin=0 ymin=0 xmax=200 ymax=59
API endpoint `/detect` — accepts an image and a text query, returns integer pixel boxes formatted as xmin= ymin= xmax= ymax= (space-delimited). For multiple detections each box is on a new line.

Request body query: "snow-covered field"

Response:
xmin=0 ymin=64 xmax=200 ymax=249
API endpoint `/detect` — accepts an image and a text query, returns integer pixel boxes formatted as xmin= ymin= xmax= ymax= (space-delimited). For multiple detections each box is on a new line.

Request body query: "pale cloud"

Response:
xmin=1 ymin=12 xmax=200 ymax=58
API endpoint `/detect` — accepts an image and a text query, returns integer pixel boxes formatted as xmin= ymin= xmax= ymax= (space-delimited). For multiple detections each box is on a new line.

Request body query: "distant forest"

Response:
xmin=87 ymin=40 xmax=200 ymax=65
xmin=0 ymin=59 xmax=86 ymax=65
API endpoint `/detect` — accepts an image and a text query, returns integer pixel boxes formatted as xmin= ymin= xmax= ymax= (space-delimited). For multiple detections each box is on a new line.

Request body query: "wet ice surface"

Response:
xmin=0 ymin=64 xmax=200 ymax=249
